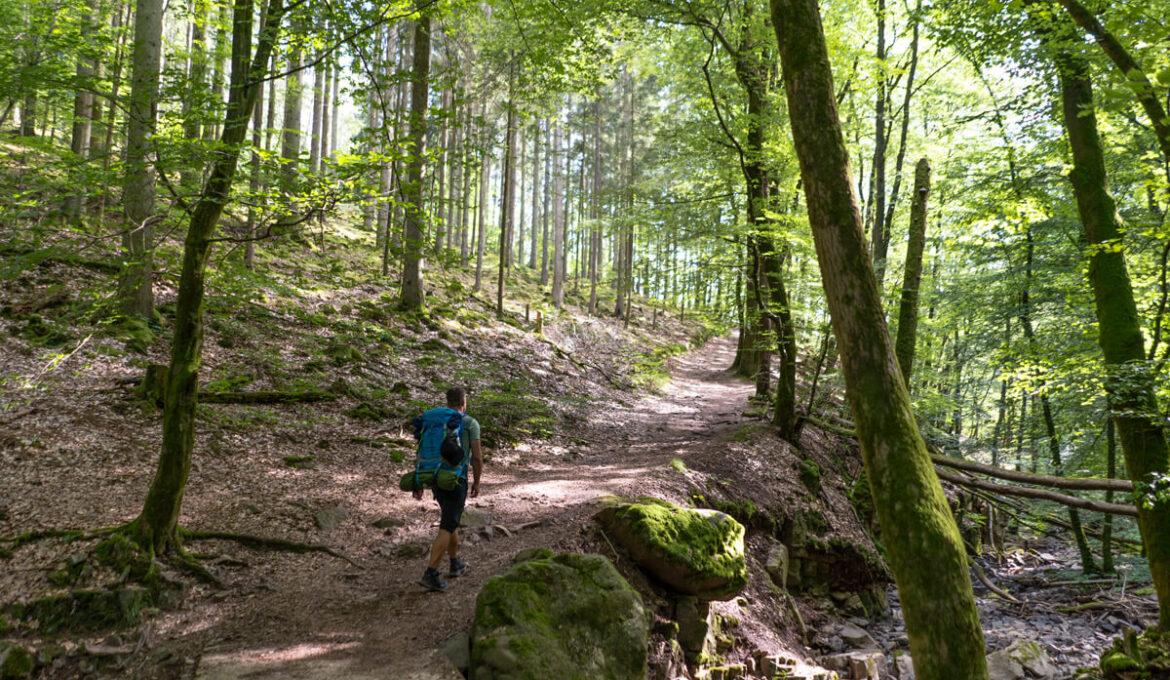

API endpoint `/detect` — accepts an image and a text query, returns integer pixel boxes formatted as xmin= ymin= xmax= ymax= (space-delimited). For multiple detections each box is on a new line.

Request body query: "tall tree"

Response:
xmin=894 ymin=157 xmax=930 ymax=385
xmin=134 ymin=0 xmax=284 ymax=553
xmin=771 ymin=1 xmax=989 ymax=678
xmin=279 ymin=25 xmax=303 ymax=190
xmin=118 ymin=0 xmax=165 ymax=319
xmin=399 ymin=14 xmax=432 ymax=310
xmin=1058 ymin=48 xmax=1170 ymax=630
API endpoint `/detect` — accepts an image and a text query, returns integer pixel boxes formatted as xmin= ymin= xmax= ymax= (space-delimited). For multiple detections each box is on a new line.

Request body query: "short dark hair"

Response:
xmin=446 ymin=387 xmax=466 ymax=408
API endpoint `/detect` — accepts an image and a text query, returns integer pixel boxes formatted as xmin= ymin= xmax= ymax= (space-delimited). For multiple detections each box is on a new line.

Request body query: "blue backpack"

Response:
xmin=403 ymin=407 xmax=465 ymax=491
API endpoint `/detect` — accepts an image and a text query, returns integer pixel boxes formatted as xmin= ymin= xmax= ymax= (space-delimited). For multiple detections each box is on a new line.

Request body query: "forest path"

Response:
xmin=195 ymin=334 xmax=753 ymax=680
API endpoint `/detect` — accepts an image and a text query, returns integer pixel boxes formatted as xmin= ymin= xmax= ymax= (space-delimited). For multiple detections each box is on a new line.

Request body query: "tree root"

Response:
xmin=180 ymin=529 xmax=360 ymax=567
xmin=0 ymin=524 xmax=127 ymax=552
xmin=169 ymin=546 xmax=224 ymax=588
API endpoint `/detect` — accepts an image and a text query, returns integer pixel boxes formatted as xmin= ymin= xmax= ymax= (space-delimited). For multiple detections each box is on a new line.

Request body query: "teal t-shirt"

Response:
xmin=458 ymin=415 xmax=481 ymax=477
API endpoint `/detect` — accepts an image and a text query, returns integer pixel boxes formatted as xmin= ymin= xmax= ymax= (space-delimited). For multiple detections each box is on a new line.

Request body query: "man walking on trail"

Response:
xmin=414 ymin=387 xmax=483 ymax=592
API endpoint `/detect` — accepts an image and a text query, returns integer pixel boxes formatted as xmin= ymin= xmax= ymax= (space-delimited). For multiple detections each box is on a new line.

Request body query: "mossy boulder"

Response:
xmin=113 ymin=317 xmax=156 ymax=354
xmin=0 ymin=641 xmax=33 ymax=679
xmin=1101 ymin=629 xmax=1170 ymax=680
xmin=595 ymin=497 xmax=747 ymax=601
xmin=26 ymin=587 xmax=152 ymax=634
xmin=471 ymin=552 xmax=646 ymax=680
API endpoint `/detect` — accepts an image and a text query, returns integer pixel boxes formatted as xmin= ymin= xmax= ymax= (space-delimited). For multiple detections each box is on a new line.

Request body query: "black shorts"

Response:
xmin=433 ymin=476 xmax=468 ymax=532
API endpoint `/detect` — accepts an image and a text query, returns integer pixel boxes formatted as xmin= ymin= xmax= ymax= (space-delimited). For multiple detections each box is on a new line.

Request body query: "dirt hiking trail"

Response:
xmin=195 ymin=334 xmax=752 ymax=680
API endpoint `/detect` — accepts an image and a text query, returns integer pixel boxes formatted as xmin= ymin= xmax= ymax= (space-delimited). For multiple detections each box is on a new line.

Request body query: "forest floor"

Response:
xmin=0 ymin=235 xmax=1160 ymax=680
xmin=194 ymin=334 xmax=757 ymax=680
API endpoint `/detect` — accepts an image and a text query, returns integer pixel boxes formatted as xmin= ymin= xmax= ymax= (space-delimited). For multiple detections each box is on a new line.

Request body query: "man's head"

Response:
xmin=446 ymin=386 xmax=467 ymax=411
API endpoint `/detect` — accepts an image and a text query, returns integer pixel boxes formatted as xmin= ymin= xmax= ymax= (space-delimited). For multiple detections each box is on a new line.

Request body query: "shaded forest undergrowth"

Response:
xmin=0 ymin=224 xmax=1161 ymax=680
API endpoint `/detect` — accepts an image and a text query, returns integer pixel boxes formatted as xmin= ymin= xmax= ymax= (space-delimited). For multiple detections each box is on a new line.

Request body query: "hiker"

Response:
xmin=412 ymin=386 xmax=483 ymax=592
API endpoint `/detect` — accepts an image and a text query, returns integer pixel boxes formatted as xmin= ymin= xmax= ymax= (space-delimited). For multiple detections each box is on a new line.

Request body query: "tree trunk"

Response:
xmin=244 ymin=45 xmax=265 ymax=270
xmin=869 ymin=0 xmax=889 ymax=285
xmin=279 ymin=30 xmax=303 ymax=191
xmin=762 ymin=236 xmax=798 ymax=441
xmin=1102 ymin=417 xmax=1116 ymax=574
xmin=497 ymin=88 xmax=517 ymax=317
xmin=118 ymin=0 xmax=164 ymax=319
xmin=134 ymin=0 xmax=283 ymax=553
xmin=330 ymin=59 xmax=340 ymax=156
xmin=894 ymin=158 xmax=930 ymax=385
xmin=320 ymin=48 xmax=331 ymax=163
xmin=771 ymin=1 xmax=989 ymax=677
xmin=552 ymin=106 xmax=565 ymax=308
xmin=309 ymin=48 xmax=325 ymax=174
xmin=1059 ymin=53 xmax=1170 ymax=628
xmin=879 ymin=0 xmax=921 ymax=252
xmin=399 ymin=15 xmax=431 ymax=310
xmin=66 ymin=47 xmax=94 ymax=222
xmin=531 ymin=119 xmax=541 ymax=269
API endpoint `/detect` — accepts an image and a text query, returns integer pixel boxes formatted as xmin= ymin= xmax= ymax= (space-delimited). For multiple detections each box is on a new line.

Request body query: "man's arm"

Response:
xmin=470 ymin=439 xmax=483 ymax=497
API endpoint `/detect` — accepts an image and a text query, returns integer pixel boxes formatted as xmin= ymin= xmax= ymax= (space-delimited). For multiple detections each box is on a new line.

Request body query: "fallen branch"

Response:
xmin=933 ymin=455 xmax=1133 ymax=493
xmin=970 ymin=559 xmax=1022 ymax=604
xmin=972 ymin=488 xmax=1144 ymax=550
xmin=0 ymin=245 xmax=121 ymax=274
xmin=181 ymin=529 xmax=359 ymax=567
xmin=197 ymin=389 xmax=338 ymax=405
xmin=806 ymin=415 xmax=857 ymax=439
xmin=536 ymin=335 xmax=625 ymax=388
xmin=936 ymin=468 xmax=1138 ymax=517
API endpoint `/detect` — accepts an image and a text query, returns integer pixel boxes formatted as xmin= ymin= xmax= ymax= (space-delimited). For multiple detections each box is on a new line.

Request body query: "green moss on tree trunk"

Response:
xmin=771 ymin=1 xmax=989 ymax=677
xmin=134 ymin=0 xmax=286 ymax=554
xmin=1058 ymin=54 xmax=1170 ymax=629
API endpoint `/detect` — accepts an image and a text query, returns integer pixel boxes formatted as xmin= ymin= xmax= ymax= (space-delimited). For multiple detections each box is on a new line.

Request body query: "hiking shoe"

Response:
xmin=420 ymin=568 xmax=448 ymax=592
xmin=449 ymin=557 xmax=469 ymax=578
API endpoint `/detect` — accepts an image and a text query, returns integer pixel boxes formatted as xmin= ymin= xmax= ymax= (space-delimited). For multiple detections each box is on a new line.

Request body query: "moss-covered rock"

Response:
xmin=113 ymin=317 xmax=156 ymax=354
xmin=799 ymin=458 xmax=822 ymax=495
xmin=471 ymin=552 xmax=646 ymax=680
xmin=595 ymin=497 xmax=747 ymax=601
xmin=324 ymin=342 xmax=363 ymax=366
xmin=26 ymin=587 xmax=152 ymax=634
xmin=1101 ymin=629 xmax=1170 ymax=680
xmin=0 ymin=641 xmax=33 ymax=679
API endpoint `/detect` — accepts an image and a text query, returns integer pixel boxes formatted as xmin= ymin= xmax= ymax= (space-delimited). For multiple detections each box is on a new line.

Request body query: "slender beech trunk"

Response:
xmin=135 ymin=0 xmax=283 ymax=553
xmin=497 ymin=88 xmax=517 ymax=317
xmin=434 ymin=85 xmax=450 ymax=256
xmin=244 ymin=43 xmax=265 ymax=270
xmin=474 ymin=123 xmax=490 ymax=292
xmin=66 ymin=46 xmax=94 ymax=221
xmin=309 ymin=49 xmax=325 ymax=174
xmin=399 ymin=15 xmax=431 ymax=310
xmin=771 ymin=2 xmax=989 ymax=677
xmin=530 ymin=120 xmax=541 ymax=269
xmin=119 ymin=0 xmax=164 ymax=319
xmin=279 ymin=30 xmax=303 ymax=191
xmin=869 ymin=0 xmax=889 ymax=285
xmin=96 ymin=3 xmax=131 ymax=224
xmin=880 ymin=0 xmax=921 ymax=251
xmin=762 ymin=235 xmax=798 ymax=441
xmin=1059 ymin=54 xmax=1170 ymax=627
xmin=1102 ymin=417 xmax=1116 ymax=574
xmin=330 ymin=60 xmax=340 ymax=155
xmin=894 ymin=158 xmax=930 ymax=385
xmin=320 ymin=49 xmax=331 ymax=163
xmin=552 ymin=107 xmax=565 ymax=308
xmin=588 ymin=100 xmax=601 ymax=315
